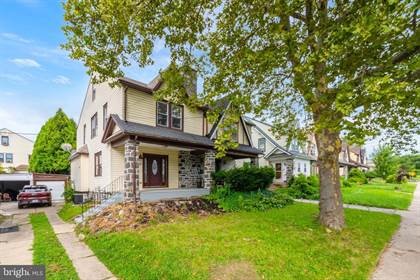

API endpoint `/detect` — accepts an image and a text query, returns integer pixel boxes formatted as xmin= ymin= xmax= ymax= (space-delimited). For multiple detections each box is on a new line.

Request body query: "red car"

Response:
xmin=17 ymin=185 xmax=52 ymax=209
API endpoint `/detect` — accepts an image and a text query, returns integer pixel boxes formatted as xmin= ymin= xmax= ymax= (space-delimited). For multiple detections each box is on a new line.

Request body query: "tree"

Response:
xmin=29 ymin=109 xmax=76 ymax=174
xmin=372 ymin=145 xmax=398 ymax=179
xmin=62 ymin=0 xmax=419 ymax=230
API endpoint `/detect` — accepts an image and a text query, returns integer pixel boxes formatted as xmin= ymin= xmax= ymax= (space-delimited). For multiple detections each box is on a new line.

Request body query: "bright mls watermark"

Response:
xmin=0 ymin=265 xmax=45 ymax=280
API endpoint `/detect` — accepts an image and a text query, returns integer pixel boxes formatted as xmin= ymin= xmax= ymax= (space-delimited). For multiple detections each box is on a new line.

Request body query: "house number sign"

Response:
xmin=152 ymin=160 xmax=158 ymax=175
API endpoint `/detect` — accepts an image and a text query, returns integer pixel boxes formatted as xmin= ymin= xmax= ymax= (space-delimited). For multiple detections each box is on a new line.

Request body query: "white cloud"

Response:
xmin=10 ymin=58 xmax=40 ymax=68
xmin=0 ymin=32 xmax=32 ymax=44
xmin=52 ymin=75 xmax=71 ymax=85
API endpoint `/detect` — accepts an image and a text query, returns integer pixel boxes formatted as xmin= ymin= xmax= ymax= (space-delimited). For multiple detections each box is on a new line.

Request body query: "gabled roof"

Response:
xmin=102 ymin=114 xmax=262 ymax=157
xmin=0 ymin=128 xmax=34 ymax=143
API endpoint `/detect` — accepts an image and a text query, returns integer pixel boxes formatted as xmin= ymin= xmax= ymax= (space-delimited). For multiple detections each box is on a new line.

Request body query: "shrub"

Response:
xmin=385 ymin=174 xmax=397 ymax=184
xmin=287 ymin=174 xmax=319 ymax=199
xmin=212 ymin=164 xmax=275 ymax=192
xmin=342 ymin=179 xmax=352 ymax=188
xmin=364 ymin=170 xmax=376 ymax=181
xmin=63 ymin=181 xmax=75 ymax=203
xmin=207 ymin=186 xmax=293 ymax=212
xmin=348 ymin=168 xmax=368 ymax=184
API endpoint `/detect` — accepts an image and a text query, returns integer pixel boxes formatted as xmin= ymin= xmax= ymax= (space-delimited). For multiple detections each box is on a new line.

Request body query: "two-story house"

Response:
xmin=70 ymin=74 xmax=261 ymax=199
xmin=239 ymin=118 xmax=317 ymax=184
xmin=0 ymin=128 xmax=33 ymax=173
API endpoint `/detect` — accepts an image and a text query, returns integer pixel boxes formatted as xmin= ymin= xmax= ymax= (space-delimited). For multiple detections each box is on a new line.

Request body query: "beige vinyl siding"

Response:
xmin=126 ymin=88 xmax=156 ymax=126
xmin=138 ymin=145 xmax=179 ymax=189
xmin=126 ymin=88 xmax=205 ymax=135
xmin=111 ymin=146 xmax=124 ymax=181
xmin=238 ymin=120 xmax=249 ymax=145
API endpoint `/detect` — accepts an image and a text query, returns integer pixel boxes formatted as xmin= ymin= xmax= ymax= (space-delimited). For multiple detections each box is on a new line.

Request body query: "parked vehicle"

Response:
xmin=17 ymin=185 xmax=52 ymax=209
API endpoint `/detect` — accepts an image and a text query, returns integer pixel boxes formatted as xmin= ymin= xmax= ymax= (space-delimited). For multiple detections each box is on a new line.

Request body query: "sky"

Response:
xmin=0 ymin=0 xmax=418 ymax=156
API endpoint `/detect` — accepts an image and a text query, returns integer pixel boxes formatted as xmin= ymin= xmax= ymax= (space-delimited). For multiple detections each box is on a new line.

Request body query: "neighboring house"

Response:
xmin=339 ymin=143 xmax=369 ymax=177
xmin=0 ymin=128 xmax=33 ymax=173
xmin=70 ymin=74 xmax=261 ymax=199
xmin=239 ymin=118 xmax=316 ymax=184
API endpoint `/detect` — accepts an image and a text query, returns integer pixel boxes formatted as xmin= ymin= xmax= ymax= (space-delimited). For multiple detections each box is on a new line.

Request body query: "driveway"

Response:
xmin=0 ymin=202 xmax=59 ymax=265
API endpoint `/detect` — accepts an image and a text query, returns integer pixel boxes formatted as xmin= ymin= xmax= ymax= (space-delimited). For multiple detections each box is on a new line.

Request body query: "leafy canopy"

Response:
xmin=62 ymin=0 xmax=419 ymax=151
xmin=29 ymin=109 xmax=76 ymax=174
xmin=372 ymin=145 xmax=399 ymax=179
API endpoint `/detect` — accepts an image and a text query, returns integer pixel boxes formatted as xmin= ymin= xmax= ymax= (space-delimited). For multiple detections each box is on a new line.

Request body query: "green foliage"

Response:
xmin=364 ymin=170 xmax=377 ymax=181
xmin=207 ymin=186 xmax=293 ymax=212
xmin=211 ymin=164 xmax=275 ymax=192
xmin=0 ymin=165 xmax=5 ymax=174
xmin=58 ymin=202 xmax=93 ymax=222
xmin=287 ymin=174 xmax=320 ymax=199
xmin=63 ymin=181 xmax=75 ymax=203
xmin=385 ymin=174 xmax=398 ymax=184
xmin=348 ymin=168 xmax=368 ymax=185
xmin=341 ymin=178 xmax=353 ymax=188
xmin=30 ymin=213 xmax=79 ymax=280
xmin=29 ymin=109 xmax=76 ymax=174
xmin=372 ymin=145 xmax=399 ymax=180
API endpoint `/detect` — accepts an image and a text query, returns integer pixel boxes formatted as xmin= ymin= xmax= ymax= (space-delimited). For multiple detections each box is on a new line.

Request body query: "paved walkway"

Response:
xmin=295 ymin=199 xmax=407 ymax=215
xmin=371 ymin=182 xmax=420 ymax=280
xmin=43 ymin=206 xmax=116 ymax=280
xmin=0 ymin=203 xmax=36 ymax=265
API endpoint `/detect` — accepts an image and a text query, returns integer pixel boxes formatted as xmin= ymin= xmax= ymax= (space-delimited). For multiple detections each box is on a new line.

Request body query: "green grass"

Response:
xmin=0 ymin=214 xmax=5 ymax=224
xmin=342 ymin=179 xmax=416 ymax=210
xmin=30 ymin=213 xmax=79 ymax=280
xmin=85 ymin=203 xmax=400 ymax=280
xmin=58 ymin=202 xmax=93 ymax=222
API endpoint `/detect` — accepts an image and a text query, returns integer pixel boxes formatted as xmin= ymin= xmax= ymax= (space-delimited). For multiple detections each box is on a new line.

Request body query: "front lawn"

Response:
xmin=58 ymin=202 xmax=93 ymax=222
xmin=342 ymin=179 xmax=416 ymax=210
xmin=85 ymin=203 xmax=400 ymax=280
xmin=30 ymin=213 xmax=79 ymax=280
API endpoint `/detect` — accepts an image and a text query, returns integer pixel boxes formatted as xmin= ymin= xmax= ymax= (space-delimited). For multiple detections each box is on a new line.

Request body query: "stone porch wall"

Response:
xmin=178 ymin=151 xmax=204 ymax=188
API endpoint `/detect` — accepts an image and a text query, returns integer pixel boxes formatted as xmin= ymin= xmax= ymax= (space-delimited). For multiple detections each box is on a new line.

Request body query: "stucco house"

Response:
xmin=236 ymin=118 xmax=317 ymax=184
xmin=0 ymin=128 xmax=33 ymax=173
xmin=70 ymin=74 xmax=261 ymax=200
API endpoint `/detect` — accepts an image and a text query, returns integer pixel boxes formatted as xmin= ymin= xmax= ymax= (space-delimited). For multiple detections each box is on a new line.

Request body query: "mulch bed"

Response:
xmin=85 ymin=198 xmax=222 ymax=233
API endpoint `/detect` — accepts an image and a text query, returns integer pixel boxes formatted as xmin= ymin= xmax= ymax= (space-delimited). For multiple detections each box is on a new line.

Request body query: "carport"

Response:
xmin=0 ymin=173 xmax=32 ymax=201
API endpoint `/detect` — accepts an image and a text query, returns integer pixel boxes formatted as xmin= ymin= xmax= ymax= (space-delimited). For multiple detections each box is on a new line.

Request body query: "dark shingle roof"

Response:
xmin=110 ymin=115 xmax=261 ymax=156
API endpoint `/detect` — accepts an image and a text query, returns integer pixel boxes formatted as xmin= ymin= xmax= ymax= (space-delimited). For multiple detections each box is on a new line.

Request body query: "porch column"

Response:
xmin=203 ymin=151 xmax=216 ymax=189
xmin=284 ymin=159 xmax=294 ymax=183
xmin=124 ymin=139 xmax=141 ymax=200
xmin=343 ymin=165 xmax=349 ymax=179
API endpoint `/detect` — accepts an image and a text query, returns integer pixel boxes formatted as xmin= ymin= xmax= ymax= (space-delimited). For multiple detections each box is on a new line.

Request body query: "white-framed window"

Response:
xmin=157 ymin=102 xmax=183 ymax=130
xmin=0 ymin=153 xmax=4 ymax=163
xmin=92 ymin=87 xmax=96 ymax=101
xmin=304 ymin=163 xmax=307 ymax=173
xmin=91 ymin=113 xmax=98 ymax=138
xmin=298 ymin=162 xmax=301 ymax=172
xmin=6 ymin=153 xmax=13 ymax=163
xmin=103 ymin=103 xmax=108 ymax=130
xmin=1 ymin=136 xmax=9 ymax=146
xmin=258 ymin=138 xmax=266 ymax=152
xmin=157 ymin=101 xmax=169 ymax=127
xmin=275 ymin=163 xmax=282 ymax=179
xmin=94 ymin=151 xmax=102 ymax=176
xmin=171 ymin=104 xmax=182 ymax=130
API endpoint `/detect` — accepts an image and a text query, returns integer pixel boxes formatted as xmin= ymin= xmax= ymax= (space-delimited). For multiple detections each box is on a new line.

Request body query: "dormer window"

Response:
xmin=1 ymin=136 xmax=9 ymax=146
xmin=156 ymin=101 xmax=183 ymax=130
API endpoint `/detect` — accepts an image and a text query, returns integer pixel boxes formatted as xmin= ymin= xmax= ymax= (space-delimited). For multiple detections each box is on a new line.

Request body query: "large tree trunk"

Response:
xmin=315 ymin=129 xmax=345 ymax=230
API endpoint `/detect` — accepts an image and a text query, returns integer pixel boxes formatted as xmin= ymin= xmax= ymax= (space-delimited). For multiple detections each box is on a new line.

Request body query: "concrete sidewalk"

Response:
xmin=295 ymin=199 xmax=407 ymax=215
xmin=371 ymin=182 xmax=420 ymax=280
xmin=43 ymin=207 xmax=116 ymax=280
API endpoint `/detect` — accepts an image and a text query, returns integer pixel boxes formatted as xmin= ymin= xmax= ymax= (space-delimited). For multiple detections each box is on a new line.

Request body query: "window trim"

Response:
xmin=0 ymin=153 xmax=4 ymax=163
xmin=94 ymin=151 xmax=102 ymax=177
xmin=275 ymin=163 xmax=282 ymax=179
xmin=1 ymin=136 xmax=9 ymax=146
xmin=156 ymin=101 xmax=184 ymax=131
xmin=5 ymin=153 xmax=13 ymax=163
xmin=91 ymin=113 xmax=98 ymax=139
xmin=258 ymin=138 xmax=266 ymax=152
xmin=103 ymin=103 xmax=108 ymax=130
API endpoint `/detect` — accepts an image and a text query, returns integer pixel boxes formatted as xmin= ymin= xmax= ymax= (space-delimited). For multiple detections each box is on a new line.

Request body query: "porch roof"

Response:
xmin=103 ymin=114 xmax=262 ymax=157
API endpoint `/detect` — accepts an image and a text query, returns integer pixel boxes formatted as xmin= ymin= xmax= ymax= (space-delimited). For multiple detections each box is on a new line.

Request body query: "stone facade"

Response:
xmin=124 ymin=139 xmax=141 ymax=199
xmin=284 ymin=159 xmax=294 ymax=183
xmin=178 ymin=151 xmax=204 ymax=188
xmin=203 ymin=151 xmax=216 ymax=189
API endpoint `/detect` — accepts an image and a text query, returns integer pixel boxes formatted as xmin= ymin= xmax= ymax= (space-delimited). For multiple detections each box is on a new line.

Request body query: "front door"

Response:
xmin=143 ymin=154 xmax=168 ymax=188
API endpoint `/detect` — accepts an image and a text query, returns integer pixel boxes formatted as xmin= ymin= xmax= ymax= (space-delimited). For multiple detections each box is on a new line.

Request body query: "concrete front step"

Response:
xmin=139 ymin=188 xmax=210 ymax=202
